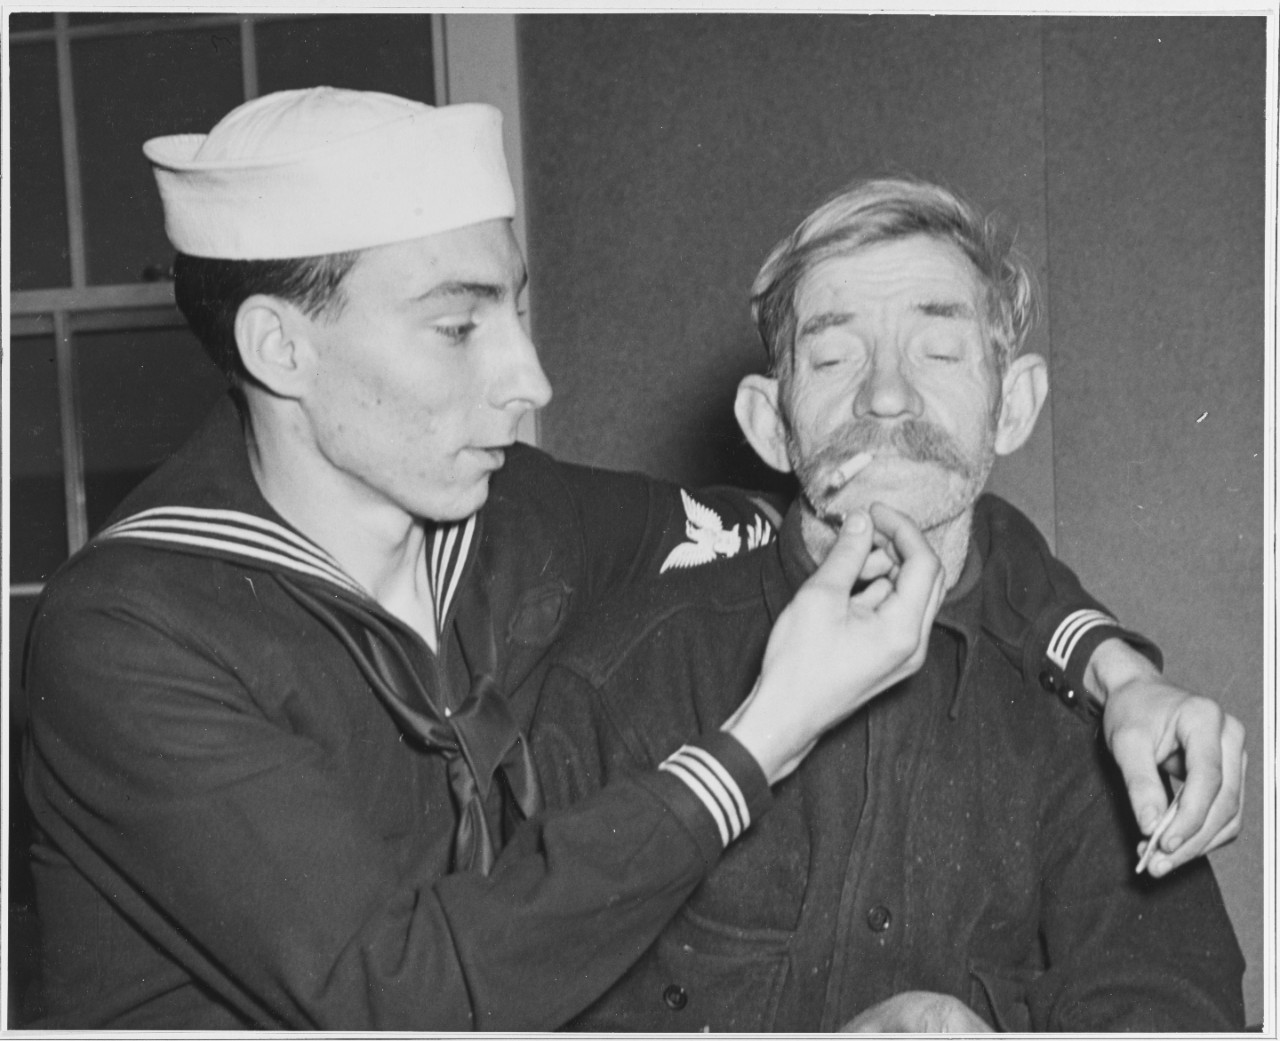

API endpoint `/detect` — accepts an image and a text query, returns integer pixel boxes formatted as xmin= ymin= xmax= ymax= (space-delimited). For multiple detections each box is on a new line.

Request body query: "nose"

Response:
xmin=493 ymin=318 xmax=553 ymax=414
xmin=852 ymin=347 xmax=922 ymax=420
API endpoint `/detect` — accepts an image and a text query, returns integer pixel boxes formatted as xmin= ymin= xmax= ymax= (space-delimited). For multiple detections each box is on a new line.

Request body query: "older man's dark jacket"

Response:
xmin=532 ymin=504 xmax=1245 ymax=1032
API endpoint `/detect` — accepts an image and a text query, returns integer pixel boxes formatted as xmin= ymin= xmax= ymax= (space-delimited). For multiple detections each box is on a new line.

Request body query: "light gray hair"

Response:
xmin=750 ymin=177 xmax=1039 ymax=388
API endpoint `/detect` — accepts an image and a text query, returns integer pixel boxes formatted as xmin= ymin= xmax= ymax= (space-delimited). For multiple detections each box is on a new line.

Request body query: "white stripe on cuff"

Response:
xmin=680 ymin=745 xmax=749 ymax=831
xmin=1048 ymin=608 xmax=1117 ymax=670
xmin=659 ymin=744 xmax=751 ymax=847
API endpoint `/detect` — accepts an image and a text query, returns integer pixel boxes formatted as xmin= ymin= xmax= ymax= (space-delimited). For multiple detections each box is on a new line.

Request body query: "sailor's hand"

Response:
xmin=726 ymin=504 xmax=943 ymax=784
xmin=1092 ymin=639 xmax=1246 ymax=876
xmin=842 ymin=991 xmax=992 ymax=1033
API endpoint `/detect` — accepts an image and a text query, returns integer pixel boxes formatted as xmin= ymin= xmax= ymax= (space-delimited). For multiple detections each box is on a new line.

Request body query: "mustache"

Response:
xmin=793 ymin=418 xmax=983 ymax=502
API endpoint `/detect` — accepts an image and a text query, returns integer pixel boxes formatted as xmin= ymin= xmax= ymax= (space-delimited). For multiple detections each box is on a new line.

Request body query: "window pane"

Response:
xmin=256 ymin=15 xmax=434 ymax=102
xmin=76 ymin=324 xmax=227 ymax=530
xmin=74 ymin=24 xmax=245 ymax=286
xmin=11 ymin=335 xmax=69 ymax=583
xmin=68 ymin=12 xmax=180 ymax=27
xmin=8 ymin=13 xmax=53 ymax=31
xmin=10 ymin=41 xmax=70 ymax=289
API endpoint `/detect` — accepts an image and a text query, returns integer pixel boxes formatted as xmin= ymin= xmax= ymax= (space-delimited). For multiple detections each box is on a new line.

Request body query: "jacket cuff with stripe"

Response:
xmin=1024 ymin=605 xmax=1165 ymax=723
xmin=632 ymin=731 xmax=772 ymax=866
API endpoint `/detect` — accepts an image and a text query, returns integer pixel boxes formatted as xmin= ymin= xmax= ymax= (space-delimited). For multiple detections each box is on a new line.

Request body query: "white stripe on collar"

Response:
xmin=99 ymin=506 xmax=362 ymax=595
xmin=430 ymin=515 xmax=477 ymax=633
xmin=99 ymin=505 xmax=478 ymax=636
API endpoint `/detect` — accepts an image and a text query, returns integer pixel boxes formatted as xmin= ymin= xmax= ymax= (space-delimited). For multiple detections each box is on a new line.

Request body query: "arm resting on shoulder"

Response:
xmin=974 ymin=493 xmax=1245 ymax=872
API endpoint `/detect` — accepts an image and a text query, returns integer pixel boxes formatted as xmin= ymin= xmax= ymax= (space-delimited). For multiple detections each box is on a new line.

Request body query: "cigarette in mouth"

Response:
xmin=825 ymin=451 xmax=874 ymax=496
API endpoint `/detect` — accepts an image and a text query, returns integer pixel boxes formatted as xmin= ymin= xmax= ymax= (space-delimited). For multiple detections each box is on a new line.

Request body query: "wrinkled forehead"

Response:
xmin=793 ymin=234 xmax=987 ymax=320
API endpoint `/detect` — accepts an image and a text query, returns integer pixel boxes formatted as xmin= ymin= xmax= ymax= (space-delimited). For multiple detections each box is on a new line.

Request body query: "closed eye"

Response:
xmin=433 ymin=319 xmax=477 ymax=343
xmin=804 ymin=331 xmax=862 ymax=371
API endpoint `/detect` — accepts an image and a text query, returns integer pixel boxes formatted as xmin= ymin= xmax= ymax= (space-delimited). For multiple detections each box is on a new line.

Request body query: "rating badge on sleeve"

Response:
xmin=660 ymin=490 xmax=773 ymax=574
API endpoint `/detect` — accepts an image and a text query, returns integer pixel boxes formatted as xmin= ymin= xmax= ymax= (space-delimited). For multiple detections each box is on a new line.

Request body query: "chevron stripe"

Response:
xmin=1047 ymin=608 xmax=1118 ymax=670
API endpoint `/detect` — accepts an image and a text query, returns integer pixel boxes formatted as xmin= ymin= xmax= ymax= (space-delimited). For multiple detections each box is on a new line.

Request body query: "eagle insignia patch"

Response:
xmin=659 ymin=490 xmax=774 ymax=574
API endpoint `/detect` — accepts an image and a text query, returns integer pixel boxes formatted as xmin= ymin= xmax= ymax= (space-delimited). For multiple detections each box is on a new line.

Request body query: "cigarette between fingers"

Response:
xmin=1135 ymin=785 xmax=1185 ymax=875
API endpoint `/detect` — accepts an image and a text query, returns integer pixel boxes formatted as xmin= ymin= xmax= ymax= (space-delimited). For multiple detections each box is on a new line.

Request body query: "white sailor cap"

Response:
xmin=143 ymin=87 xmax=516 ymax=260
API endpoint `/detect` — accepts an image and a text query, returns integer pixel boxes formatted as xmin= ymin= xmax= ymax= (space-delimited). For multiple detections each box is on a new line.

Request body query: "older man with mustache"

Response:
xmin=530 ymin=177 xmax=1245 ymax=1033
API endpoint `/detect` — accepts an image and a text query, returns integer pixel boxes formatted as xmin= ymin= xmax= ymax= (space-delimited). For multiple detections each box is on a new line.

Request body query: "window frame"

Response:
xmin=6 ymin=12 xmax=529 ymax=592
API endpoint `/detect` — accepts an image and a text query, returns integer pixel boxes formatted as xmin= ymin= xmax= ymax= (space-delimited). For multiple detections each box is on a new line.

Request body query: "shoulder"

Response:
xmin=25 ymin=538 xmax=271 ymax=702
xmin=35 ymin=536 xmax=207 ymax=625
xmin=488 ymin=442 xmax=653 ymax=512
xmin=541 ymin=548 xmax=774 ymax=734
xmin=486 ymin=444 xmax=780 ymax=589
xmin=972 ymin=492 xmax=1052 ymax=558
xmin=482 ymin=443 xmax=661 ymax=560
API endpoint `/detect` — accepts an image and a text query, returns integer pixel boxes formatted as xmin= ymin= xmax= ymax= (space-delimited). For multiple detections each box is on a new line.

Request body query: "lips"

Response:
xmin=463 ymin=444 xmax=508 ymax=471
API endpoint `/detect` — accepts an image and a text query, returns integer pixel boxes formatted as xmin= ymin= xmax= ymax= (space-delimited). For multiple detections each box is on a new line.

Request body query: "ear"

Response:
xmin=234 ymin=295 xmax=314 ymax=399
xmin=993 ymin=352 xmax=1049 ymax=456
xmin=735 ymin=374 xmax=793 ymax=473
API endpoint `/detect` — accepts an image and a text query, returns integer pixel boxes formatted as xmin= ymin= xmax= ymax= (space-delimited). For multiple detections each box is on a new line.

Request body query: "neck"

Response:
xmin=801 ymin=505 xmax=974 ymax=592
xmin=243 ymin=395 xmax=438 ymax=645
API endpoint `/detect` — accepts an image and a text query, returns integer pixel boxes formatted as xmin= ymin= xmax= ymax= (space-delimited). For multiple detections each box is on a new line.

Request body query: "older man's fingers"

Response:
xmin=1201 ymin=748 xmax=1247 ymax=855
xmin=1167 ymin=714 xmax=1244 ymax=847
xmin=1196 ymin=750 xmax=1247 ymax=857
xmin=1148 ymin=733 xmax=1246 ymax=877
xmin=1159 ymin=700 xmax=1229 ymax=853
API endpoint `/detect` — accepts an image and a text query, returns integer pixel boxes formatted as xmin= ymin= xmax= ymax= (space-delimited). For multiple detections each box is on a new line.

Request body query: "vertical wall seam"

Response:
xmin=432 ymin=14 xmax=450 ymax=104
xmin=1037 ymin=17 xmax=1060 ymax=554
xmin=240 ymin=17 xmax=259 ymax=101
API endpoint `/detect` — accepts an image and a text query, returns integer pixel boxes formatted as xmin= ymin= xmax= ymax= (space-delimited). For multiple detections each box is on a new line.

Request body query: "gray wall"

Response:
xmin=519 ymin=14 xmax=1266 ymax=1022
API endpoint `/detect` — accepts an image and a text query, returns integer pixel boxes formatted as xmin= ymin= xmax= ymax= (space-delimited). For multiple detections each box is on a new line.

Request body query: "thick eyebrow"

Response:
xmin=797 ymin=298 xmax=976 ymax=339
xmin=796 ymin=311 xmax=853 ymax=339
xmin=415 ymin=268 xmax=528 ymax=304
xmin=916 ymin=299 xmax=976 ymax=320
xmin=416 ymin=281 xmax=506 ymax=303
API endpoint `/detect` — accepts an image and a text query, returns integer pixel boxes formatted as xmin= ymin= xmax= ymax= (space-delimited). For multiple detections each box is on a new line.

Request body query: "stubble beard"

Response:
xmin=788 ymin=415 xmax=996 ymax=578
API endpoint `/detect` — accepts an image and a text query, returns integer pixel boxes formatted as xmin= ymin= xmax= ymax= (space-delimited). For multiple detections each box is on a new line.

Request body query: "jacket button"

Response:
xmin=663 ymin=984 xmax=688 ymax=1010
xmin=1060 ymin=687 xmax=1078 ymax=706
xmin=1038 ymin=669 xmax=1059 ymax=693
xmin=866 ymin=904 xmax=892 ymax=932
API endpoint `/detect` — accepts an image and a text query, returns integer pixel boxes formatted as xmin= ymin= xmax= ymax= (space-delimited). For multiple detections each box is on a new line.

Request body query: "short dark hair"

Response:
xmin=173 ymin=250 xmax=360 ymax=384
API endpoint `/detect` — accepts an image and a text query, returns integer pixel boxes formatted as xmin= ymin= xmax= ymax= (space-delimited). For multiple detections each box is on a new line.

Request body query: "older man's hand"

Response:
xmin=1089 ymin=638 xmax=1246 ymax=876
xmin=842 ymin=991 xmax=992 ymax=1033
xmin=726 ymin=503 xmax=944 ymax=785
